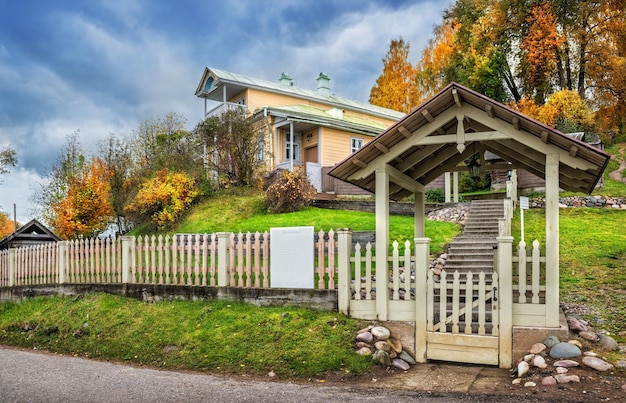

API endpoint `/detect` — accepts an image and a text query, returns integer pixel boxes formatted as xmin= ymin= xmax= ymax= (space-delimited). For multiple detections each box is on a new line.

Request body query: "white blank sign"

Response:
xmin=270 ymin=226 xmax=314 ymax=289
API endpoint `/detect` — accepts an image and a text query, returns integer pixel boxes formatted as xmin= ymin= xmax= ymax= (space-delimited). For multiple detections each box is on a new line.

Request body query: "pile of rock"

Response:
xmin=427 ymin=204 xmax=469 ymax=223
xmin=512 ymin=313 xmax=624 ymax=388
xmin=529 ymin=195 xmax=626 ymax=209
xmin=354 ymin=325 xmax=416 ymax=371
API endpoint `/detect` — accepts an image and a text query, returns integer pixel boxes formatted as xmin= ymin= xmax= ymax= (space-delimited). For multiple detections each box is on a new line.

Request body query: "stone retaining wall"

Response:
xmin=0 ymin=284 xmax=338 ymax=311
xmin=529 ymin=196 xmax=626 ymax=209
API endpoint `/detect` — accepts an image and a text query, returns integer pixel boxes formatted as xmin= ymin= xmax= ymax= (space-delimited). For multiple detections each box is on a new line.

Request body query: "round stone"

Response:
xmin=356 ymin=332 xmax=373 ymax=343
xmin=579 ymin=330 xmax=599 ymax=341
xmin=399 ymin=350 xmax=416 ymax=365
xmin=374 ymin=341 xmax=392 ymax=353
xmin=542 ymin=376 xmax=557 ymax=386
xmin=556 ymin=366 xmax=568 ymax=374
xmin=370 ymin=326 xmax=391 ymax=340
xmin=553 ymin=359 xmax=579 ymax=368
xmin=582 ymin=356 xmax=614 ymax=371
xmin=532 ymin=355 xmax=547 ymax=369
xmin=598 ymin=335 xmax=619 ymax=351
xmin=529 ymin=343 xmax=547 ymax=354
xmin=356 ymin=347 xmax=372 ymax=356
xmin=543 ymin=335 xmax=560 ymax=348
xmin=524 ymin=381 xmax=536 ymax=387
xmin=391 ymin=358 xmax=410 ymax=371
xmin=517 ymin=360 xmax=530 ymax=377
xmin=372 ymin=350 xmax=391 ymax=366
xmin=550 ymin=342 xmax=581 ymax=359
xmin=555 ymin=374 xmax=580 ymax=384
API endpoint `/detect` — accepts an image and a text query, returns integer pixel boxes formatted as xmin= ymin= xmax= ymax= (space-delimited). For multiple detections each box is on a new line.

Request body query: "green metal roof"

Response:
xmin=196 ymin=66 xmax=405 ymax=121
xmin=264 ymin=105 xmax=389 ymax=136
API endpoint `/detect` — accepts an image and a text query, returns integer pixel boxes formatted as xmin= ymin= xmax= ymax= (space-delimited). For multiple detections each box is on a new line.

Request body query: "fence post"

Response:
xmin=496 ymin=236 xmax=514 ymax=369
xmin=216 ymin=232 xmax=231 ymax=286
xmin=337 ymin=229 xmax=352 ymax=315
xmin=8 ymin=248 xmax=16 ymax=287
xmin=121 ymin=236 xmax=133 ymax=284
xmin=58 ymin=241 xmax=67 ymax=284
xmin=414 ymin=237 xmax=430 ymax=363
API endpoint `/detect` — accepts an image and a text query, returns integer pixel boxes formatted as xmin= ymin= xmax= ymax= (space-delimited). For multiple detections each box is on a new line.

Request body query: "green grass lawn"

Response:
xmin=170 ymin=189 xmax=460 ymax=254
xmin=512 ymin=208 xmax=626 ymax=335
xmin=0 ymin=294 xmax=372 ymax=378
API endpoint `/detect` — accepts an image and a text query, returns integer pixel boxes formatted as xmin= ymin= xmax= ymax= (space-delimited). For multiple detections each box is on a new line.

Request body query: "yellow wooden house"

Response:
xmin=194 ymin=67 xmax=404 ymax=192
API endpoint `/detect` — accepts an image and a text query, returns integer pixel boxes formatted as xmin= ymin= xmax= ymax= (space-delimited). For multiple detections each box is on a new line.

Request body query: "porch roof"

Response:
xmin=329 ymin=83 xmax=611 ymax=200
xmin=263 ymin=105 xmax=387 ymax=137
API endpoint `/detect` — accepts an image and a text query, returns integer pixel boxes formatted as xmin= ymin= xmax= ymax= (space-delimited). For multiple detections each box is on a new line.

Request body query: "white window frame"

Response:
xmin=351 ymin=137 xmax=364 ymax=153
xmin=284 ymin=132 xmax=301 ymax=162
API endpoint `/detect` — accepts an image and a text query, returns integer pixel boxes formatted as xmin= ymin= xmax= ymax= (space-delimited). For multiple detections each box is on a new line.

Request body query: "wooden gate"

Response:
xmin=426 ymin=269 xmax=500 ymax=365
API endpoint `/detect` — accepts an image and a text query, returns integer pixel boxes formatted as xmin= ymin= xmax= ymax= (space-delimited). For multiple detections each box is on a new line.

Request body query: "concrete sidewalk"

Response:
xmin=365 ymin=362 xmax=511 ymax=394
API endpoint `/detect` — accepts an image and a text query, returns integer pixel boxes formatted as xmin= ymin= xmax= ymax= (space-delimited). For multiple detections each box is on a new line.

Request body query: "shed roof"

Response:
xmin=0 ymin=219 xmax=62 ymax=250
xmin=329 ymin=83 xmax=610 ymax=200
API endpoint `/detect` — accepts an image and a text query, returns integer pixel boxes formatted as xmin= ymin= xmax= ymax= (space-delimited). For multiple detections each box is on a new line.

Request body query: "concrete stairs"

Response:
xmin=444 ymin=199 xmax=505 ymax=275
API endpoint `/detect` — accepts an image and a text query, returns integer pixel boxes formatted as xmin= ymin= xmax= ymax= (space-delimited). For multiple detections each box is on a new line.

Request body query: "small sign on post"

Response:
xmin=270 ymin=226 xmax=314 ymax=289
xmin=519 ymin=196 xmax=529 ymax=243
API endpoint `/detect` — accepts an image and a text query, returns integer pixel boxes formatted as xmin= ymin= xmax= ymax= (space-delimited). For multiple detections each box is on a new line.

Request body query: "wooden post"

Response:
xmin=414 ymin=191 xmax=425 ymax=238
xmin=216 ymin=232 xmax=231 ymax=287
xmin=337 ymin=229 xmax=352 ymax=315
xmin=453 ymin=171 xmax=459 ymax=203
xmin=414 ymin=237 xmax=430 ymax=363
xmin=496 ymin=236 xmax=514 ymax=368
xmin=121 ymin=236 xmax=133 ymax=284
xmin=8 ymin=248 xmax=16 ymax=287
xmin=58 ymin=241 xmax=67 ymax=284
xmin=545 ymin=153 xmax=560 ymax=327
xmin=444 ymin=172 xmax=451 ymax=203
xmin=375 ymin=169 xmax=389 ymax=321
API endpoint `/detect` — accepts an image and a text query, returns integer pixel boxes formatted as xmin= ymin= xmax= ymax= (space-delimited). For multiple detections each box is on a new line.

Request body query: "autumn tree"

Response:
xmin=369 ymin=38 xmax=420 ymax=113
xmin=0 ymin=211 xmax=15 ymax=238
xmin=519 ymin=1 xmax=564 ymax=103
xmin=416 ymin=20 xmax=459 ymax=99
xmin=537 ymin=90 xmax=595 ymax=133
xmin=50 ymin=158 xmax=114 ymax=239
xmin=193 ymin=108 xmax=266 ymax=188
xmin=131 ymin=112 xmax=198 ymax=177
xmin=35 ymin=132 xmax=87 ymax=226
xmin=0 ymin=145 xmax=17 ymax=178
xmin=124 ymin=169 xmax=198 ymax=230
xmin=99 ymin=134 xmax=133 ymax=234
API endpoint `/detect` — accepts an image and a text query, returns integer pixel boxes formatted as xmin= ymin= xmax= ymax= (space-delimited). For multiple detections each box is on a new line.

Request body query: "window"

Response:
xmin=284 ymin=132 xmax=300 ymax=161
xmin=351 ymin=137 xmax=364 ymax=153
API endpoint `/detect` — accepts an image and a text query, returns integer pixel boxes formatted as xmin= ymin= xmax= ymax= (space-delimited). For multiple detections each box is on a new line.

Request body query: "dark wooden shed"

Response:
xmin=0 ymin=219 xmax=61 ymax=250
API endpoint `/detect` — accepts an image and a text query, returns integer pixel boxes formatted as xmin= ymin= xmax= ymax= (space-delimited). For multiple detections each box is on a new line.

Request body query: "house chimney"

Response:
xmin=278 ymin=72 xmax=294 ymax=86
xmin=316 ymin=72 xmax=331 ymax=97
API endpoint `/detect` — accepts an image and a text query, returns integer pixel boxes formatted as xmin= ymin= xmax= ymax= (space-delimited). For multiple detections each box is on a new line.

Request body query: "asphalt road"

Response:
xmin=1 ymin=346 xmax=479 ymax=403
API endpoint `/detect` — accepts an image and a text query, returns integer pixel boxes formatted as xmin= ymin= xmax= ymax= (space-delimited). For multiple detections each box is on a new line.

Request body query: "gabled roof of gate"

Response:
xmin=329 ymin=83 xmax=610 ymax=200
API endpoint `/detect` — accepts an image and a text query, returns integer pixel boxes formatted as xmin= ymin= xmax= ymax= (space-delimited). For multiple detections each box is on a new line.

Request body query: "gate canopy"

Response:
xmin=329 ymin=83 xmax=610 ymax=199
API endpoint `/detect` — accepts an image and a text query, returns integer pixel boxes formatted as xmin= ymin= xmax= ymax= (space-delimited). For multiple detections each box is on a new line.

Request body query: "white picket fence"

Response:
xmin=0 ymin=230 xmax=339 ymax=290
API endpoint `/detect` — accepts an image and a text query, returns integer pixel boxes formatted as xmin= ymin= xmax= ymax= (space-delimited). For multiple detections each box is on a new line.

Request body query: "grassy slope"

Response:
xmin=174 ymin=189 xmax=459 ymax=254
xmin=0 ymin=294 xmax=371 ymax=378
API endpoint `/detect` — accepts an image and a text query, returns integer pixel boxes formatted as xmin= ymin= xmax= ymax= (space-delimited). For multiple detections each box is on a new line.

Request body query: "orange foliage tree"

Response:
xmin=124 ymin=170 xmax=198 ymax=230
xmin=416 ymin=20 xmax=459 ymax=100
xmin=369 ymin=38 xmax=420 ymax=113
xmin=0 ymin=212 xmax=15 ymax=238
xmin=537 ymin=90 xmax=595 ymax=133
xmin=519 ymin=1 xmax=564 ymax=103
xmin=50 ymin=158 xmax=114 ymax=240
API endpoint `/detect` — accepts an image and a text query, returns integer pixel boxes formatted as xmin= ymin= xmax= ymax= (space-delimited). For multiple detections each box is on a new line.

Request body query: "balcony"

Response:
xmin=205 ymin=102 xmax=248 ymax=119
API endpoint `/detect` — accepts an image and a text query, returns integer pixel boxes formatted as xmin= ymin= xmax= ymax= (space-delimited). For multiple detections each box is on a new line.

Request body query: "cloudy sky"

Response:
xmin=0 ymin=0 xmax=452 ymax=223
